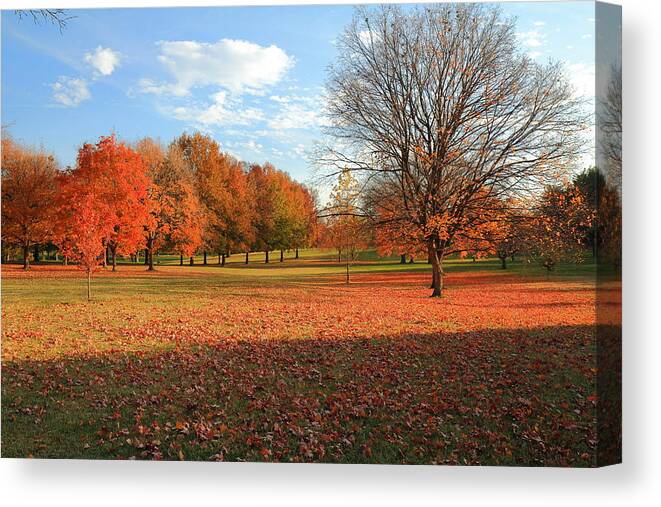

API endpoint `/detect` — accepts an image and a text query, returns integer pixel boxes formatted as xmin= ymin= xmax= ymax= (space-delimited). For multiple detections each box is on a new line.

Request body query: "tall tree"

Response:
xmin=1 ymin=136 xmax=58 ymax=269
xmin=175 ymin=133 xmax=254 ymax=265
xmin=76 ymin=136 xmax=149 ymax=271
xmin=135 ymin=138 xmax=205 ymax=270
xmin=247 ymin=163 xmax=282 ymax=263
xmin=320 ymin=4 xmax=587 ymax=296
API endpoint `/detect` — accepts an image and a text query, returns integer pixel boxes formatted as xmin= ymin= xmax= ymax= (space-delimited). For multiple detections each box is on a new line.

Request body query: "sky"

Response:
xmin=1 ymin=1 xmax=597 ymax=185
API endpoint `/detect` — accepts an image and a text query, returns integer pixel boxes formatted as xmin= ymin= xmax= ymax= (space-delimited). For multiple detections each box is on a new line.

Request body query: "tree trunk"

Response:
xmin=180 ymin=254 xmax=184 ymax=266
xmin=245 ymin=252 xmax=249 ymax=264
xmin=400 ymin=254 xmax=407 ymax=264
xmin=144 ymin=249 xmax=149 ymax=265
xmin=190 ymin=256 xmax=194 ymax=265
xmin=203 ymin=251 xmax=207 ymax=265
xmin=111 ymin=246 xmax=117 ymax=272
xmin=265 ymin=251 xmax=269 ymax=263
xmin=63 ymin=255 xmax=68 ymax=266
xmin=280 ymin=250 xmax=284 ymax=262
xmin=218 ymin=253 xmax=222 ymax=264
xmin=221 ymin=253 xmax=226 ymax=266
xmin=22 ymin=244 xmax=30 ymax=270
xmin=428 ymin=243 xmax=443 ymax=297
xmin=409 ymin=257 xmax=414 ymax=264
xmin=338 ymin=250 xmax=341 ymax=263
xmin=87 ymin=270 xmax=91 ymax=301
xmin=295 ymin=248 xmax=299 ymax=259
xmin=102 ymin=246 xmax=107 ymax=268
xmin=146 ymin=239 xmax=155 ymax=271
xmin=499 ymin=255 xmax=507 ymax=269
xmin=34 ymin=244 xmax=40 ymax=263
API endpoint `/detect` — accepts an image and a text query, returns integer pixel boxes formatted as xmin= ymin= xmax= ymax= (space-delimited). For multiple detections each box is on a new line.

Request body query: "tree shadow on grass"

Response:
xmin=1 ymin=323 xmax=620 ymax=467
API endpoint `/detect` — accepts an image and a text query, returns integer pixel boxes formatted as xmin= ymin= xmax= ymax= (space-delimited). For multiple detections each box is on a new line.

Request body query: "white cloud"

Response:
xmin=567 ymin=62 xmax=595 ymax=99
xmin=581 ymin=33 xmax=593 ymax=40
xmin=51 ymin=76 xmax=91 ymax=107
xmin=267 ymin=95 xmax=329 ymax=130
xmin=143 ymin=38 xmax=294 ymax=96
xmin=84 ymin=46 xmax=121 ymax=76
xmin=533 ymin=21 xmax=546 ymax=27
xmin=243 ymin=140 xmax=263 ymax=153
xmin=166 ymin=90 xmax=265 ymax=128
xmin=566 ymin=45 xmax=575 ymax=50
xmin=516 ymin=30 xmax=546 ymax=48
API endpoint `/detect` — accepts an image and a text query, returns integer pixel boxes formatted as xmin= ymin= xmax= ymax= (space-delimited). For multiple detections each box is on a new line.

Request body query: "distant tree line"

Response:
xmin=1 ymin=132 xmax=319 ymax=297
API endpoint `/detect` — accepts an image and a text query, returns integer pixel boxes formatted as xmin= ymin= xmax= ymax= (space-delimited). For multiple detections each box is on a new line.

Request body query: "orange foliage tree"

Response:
xmin=54 ymin=135 xmax=150 ymax=296
xmin=135 ymin=139 xmax=204 ymax=269
xmin=521 ymin=183 xmax=595 ymax=272
xmin=176 ymin=133 xmax=255 ymax=265
xmin=55 ymin=169 xmax=114 ymax=300
xmin=79 ymin=136 xmax=151 ymax=271
xmin=1 ymin=136 xmax=59 ymax=269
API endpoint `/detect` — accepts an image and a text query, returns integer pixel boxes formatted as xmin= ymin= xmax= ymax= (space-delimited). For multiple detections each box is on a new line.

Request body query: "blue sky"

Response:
xmin=1 ymin=1 xmax=596 ymax=184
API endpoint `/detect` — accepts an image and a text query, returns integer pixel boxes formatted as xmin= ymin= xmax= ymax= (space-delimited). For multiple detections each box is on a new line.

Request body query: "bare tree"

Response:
xmin=598 ymin=65 xmax=622 ymax=190
xmin=319 ymin=4 xmax=588 ymax=296
xmin=14 ymin=9 xmax=73 ymax=32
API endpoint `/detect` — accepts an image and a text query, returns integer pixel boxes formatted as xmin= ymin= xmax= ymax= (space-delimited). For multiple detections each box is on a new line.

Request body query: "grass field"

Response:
xmin=1 ymin=249 xmax=619 ymax=465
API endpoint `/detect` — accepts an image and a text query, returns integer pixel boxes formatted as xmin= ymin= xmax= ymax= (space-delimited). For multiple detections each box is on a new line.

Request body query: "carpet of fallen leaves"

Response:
xmin=1 ymin=263 xmax=620 ymax=465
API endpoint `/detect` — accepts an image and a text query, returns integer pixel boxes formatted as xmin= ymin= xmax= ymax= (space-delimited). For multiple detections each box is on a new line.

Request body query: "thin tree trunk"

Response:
xmin=400 ymin=254 xmax=407 ymax=264
xmin=34 ymin=244 xmax=40 ymax=263
xmin=63 ymin=255 xmax=68 ymax=266
xmin=221 ymin=253 xmax=226 ymax=266
xmin=190 ymin=256 xmax=194 ymax=265
xmin=23 ymin=244 xmax=30 ymax=270
xmin=218 ymin=253 xmax=221 ymax=264
xmin=280 ymin=250 xmax=284 ymax=262
xmin=146 ymin=239 xmax=155 ymax=271
xmin=409 ymin=257 xmax=414 ymax=264
xmin=180 ymin=254 xmax=184 ymax=266
xmin=295 ymin=248 xmax=299 ymax=259
xmin=428 ymin=242 xmax=443 ymax=297
xmin=87 ymin=270 xmax=91 ymax=301
xmin=500 ymin=255 xmax=507 ymax=269
xmin=265 ymin=251 xmax=269 ymax=263
xmin=203 ymin=251 xmax=207 ymax=265
xmin=245 ymin=252 xmax=249 ymax=264
xmin=144 ymin=249 xmax=149 ymax=265
xmin=111 ymin=246 xmax=117 ymax=272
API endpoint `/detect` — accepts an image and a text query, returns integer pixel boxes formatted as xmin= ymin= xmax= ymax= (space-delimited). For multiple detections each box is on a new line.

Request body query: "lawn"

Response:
xmin=1 ymin=249 xmax=618 ymax=465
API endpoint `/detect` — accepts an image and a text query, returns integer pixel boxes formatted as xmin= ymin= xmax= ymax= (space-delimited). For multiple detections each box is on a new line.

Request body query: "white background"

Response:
xmin=1 ymin=0 xmax=659 ymax=506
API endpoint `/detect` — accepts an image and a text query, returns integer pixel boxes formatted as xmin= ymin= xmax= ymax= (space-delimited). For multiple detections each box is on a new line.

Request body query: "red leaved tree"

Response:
xmin=55 ymin=170 xmax=114 ymax=300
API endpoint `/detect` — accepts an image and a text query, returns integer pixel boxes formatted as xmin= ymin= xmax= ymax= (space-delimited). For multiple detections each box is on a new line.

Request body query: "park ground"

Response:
xmin=1 ymin=249 xmax=619 ymax=465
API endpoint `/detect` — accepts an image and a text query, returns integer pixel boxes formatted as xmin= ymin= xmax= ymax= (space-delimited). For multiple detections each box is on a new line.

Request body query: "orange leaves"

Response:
xmin=1 ymin=136 xmax=59 ymax=267
xmin=1 ymin=264 xmax=611 ymax=465
xmin=55 ymin=135 xmax=149 ymax=275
